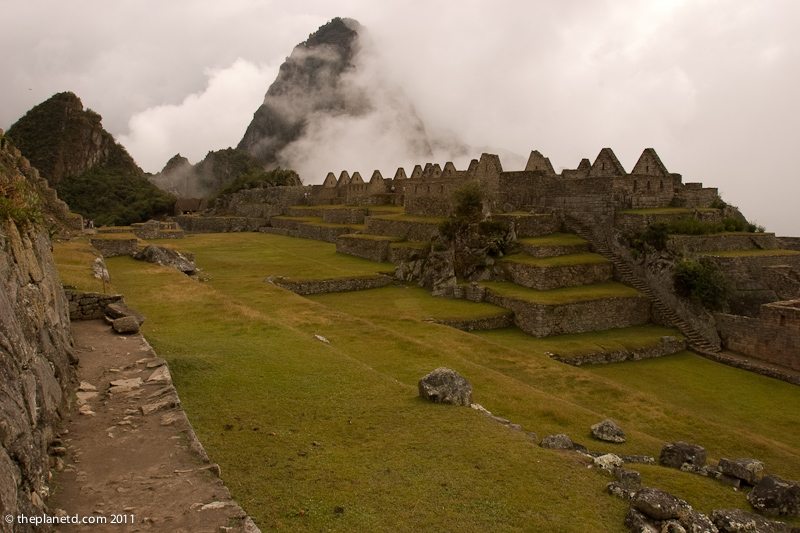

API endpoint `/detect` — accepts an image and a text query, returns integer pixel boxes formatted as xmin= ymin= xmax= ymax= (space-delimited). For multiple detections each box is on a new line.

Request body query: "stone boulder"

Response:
xmin=591 ymin=418 xmax=626 ymax=443
xmin=711 ymin=508 xmax=793 ymax=532
xmin=418 ymin=368 xmax=472 ymax=406
xmin=112 ymin=315 xmax=140 ymax=334
xmin=747 ymin=475 xmax=800 ymax=517
xmin=631 ymin=487 xmax=687 ymax=521
xmin=717 ymin=458 xmax=764 ymax=486
xmin=539 ymin=434 xmax=575 ymax=450
xmin=133 ymin=245 xmax=196 ymax=275
xmin=105 ymin=302 xmax=145 ymax=325
xmin=659 ymin=442 xmax=707 ymax=469
xmin=594 ymin=453 xmax=624 ymax=471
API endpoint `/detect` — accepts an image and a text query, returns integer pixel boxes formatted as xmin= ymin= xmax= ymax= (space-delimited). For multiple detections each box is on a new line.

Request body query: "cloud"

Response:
xmin=1 ymin=0 xmax=798 ymax=233
xmin=119 ymin=58 xmax=276 ymax=171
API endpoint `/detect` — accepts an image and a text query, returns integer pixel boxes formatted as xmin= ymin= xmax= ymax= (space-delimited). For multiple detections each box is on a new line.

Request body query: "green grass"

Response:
xmin=481 ymin=280 xmax=641 ymax=304
xmin=307 ymin=222 xmax=365 ymax=230
xmin=702 ymin=249 xmax=800 ymax=258
xmin=518 ymin=233 xmax=587 ymax=247
xmin=308 ymin=285 xmax=510 ymax=322
xmin=152 ymin=233 xmax=389 ymax=280
xmin=619 ymin=207 xmax=719 ymax=215
xmin=90 ymin=232 xmax=139 ymax=240
xmin=500 ymin=252 xmax=608 ymax=267
xmin=52 ymin=238 xmax=113 ymax=293
xmin=83 ymin=233 xmax=800 ymax=531
xmin=474 ymin=325 xmax=681 ymax=359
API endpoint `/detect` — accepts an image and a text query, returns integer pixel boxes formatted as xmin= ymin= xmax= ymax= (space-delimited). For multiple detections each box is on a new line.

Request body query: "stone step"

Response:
xmin=491 ymin=213 xmax=560 ymax=238
xmin=517 ymin=233 xmax=589 ymax=257
xmin=498 ymin=253 xmax=612 ymax=290
xmin=474 ymin=281 xmax=650 ymax=337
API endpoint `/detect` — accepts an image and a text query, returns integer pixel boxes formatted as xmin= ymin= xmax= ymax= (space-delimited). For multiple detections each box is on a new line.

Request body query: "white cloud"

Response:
xmin=119 ymin=59 xmax=277 ymax=171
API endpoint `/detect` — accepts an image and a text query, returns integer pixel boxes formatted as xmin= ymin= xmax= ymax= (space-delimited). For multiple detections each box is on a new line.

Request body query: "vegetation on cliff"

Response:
xmin=7 ymin=91 xmax=174 ymax=226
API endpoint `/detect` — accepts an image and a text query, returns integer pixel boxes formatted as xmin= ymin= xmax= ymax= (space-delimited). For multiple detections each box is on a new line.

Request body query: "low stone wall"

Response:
xmin=336 ymin=235 xmax=395 ymax=262
xmin=549 ymin=335 xmax=686 ymax=366
xmin=269 ymin=217 xmax=308 ymax=230
xmin=491 ymin=213 xmax=560 ymax=238
xmin=778 ymin=237 xmax=800 ymax=251
xmin=295 ymin=223 xmax=356 ymax=244
xmin=498 ymin=260 xmax=612 ymax=290
xmin=716 ymin=308 xmax=800 ymax=372
xmin=90 ymin=237 xmax=139 ymax=257
xmin=216 ymin=185 xmax=306 ymax=218
xmin=363 ymin=217 xmax=441 ymax=241
xmin=173 ymin=215 xmax=266 ymax=233
xmin=65 ymin=290 xmax=124 ymax=320
xmin=434 ymin=313 xmax=514 ymax=331
xmin=322 ymin=207 xmax=367 ymax=225
xmin=666 ymin=233 xmax=779 ymax=254
xmin=131 ymin=220 xmax=185 ymax=240
xmin=484 ymin=291 xmax=651 ymax=337
xmin=269 ymin=274 xmax=393 ymax=295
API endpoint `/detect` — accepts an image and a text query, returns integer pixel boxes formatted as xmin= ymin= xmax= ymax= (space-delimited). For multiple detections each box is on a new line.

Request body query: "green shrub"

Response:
xmin=673 ymin=259 xmax=728 ymax=310
xmin=452 ymin=182 xmax=483 ymax=222
xmin=710 ymin=197 xmax=727 ymax=209
xmin=216 ymin=167 xmax=300 ymax=198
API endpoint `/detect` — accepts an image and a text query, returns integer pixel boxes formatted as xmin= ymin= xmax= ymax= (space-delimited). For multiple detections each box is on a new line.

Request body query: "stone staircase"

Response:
xmin=565 ymin=217 xmax=721 ymax=354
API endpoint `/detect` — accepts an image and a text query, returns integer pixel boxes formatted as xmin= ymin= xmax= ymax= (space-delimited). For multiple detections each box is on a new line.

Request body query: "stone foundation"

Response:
xmin=65 ymin=290 xmax=124 ymax=320
xmin=491 ymin=213 xmax=561 ymax=238
xmin=518 ymin=242 xmax=589 ymax=257
xmin=548 ymin=335 xmax=686 ymax=366
xmin=498 ymin=258 xmax=612 ymax=290
xmin=483 ymin=290 xmax=651 ymax=337
xmin=434 ymin=313 xmax=514 ymax=331
xmin=269 ymin=274 xmax=393 ymax=295
xmin=715 ymin=300 xmax=800 ymax=371
xmin=90 ymin=237 xmax=139 ymax=257
xmin=173 ymin=215 xmax=266 ymax=233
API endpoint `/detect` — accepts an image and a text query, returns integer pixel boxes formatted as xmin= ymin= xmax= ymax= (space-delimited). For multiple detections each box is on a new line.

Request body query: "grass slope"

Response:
xmin=90 ymin=233 xmax=800 ymax=530
xmin=481 ymin=280 xmax=640 ymax=304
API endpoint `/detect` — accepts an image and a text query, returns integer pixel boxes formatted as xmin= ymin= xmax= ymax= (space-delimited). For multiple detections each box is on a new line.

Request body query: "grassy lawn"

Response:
xmin=499 ymin=252 xmax=608 ymax=267
xmin=481 ymin=280 xmax=640 ymax=304
xmin=474 ymin=325 xmax=681 ymax=358
xmin=90 ymin=232 xmax=139 ymax=240
xmin=81 ymin=233 xmax=800 ymax=531
xmin=518 ymin=233 xmax=587 ymax=247
xmin=52 ymin=238 xmax=113 ymax=293
xmin=152 ymin=232 xmax=391 ymax=280
xmin=703 ymin=249 xmax=800 ymax=258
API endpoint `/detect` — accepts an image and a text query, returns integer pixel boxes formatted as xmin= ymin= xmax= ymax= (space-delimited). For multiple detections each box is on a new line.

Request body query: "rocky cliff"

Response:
xmin=0 ymin=132 xmax=75 ymax=529
xmin=7 ymin=92 xmax=174 ymax=226
xmin=238 ymin=17 xmax=363 ymax=165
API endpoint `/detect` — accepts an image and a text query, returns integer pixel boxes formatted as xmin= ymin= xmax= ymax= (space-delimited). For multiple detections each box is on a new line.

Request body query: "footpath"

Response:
xmin=48 ymin=320 xmax=259 ymax=533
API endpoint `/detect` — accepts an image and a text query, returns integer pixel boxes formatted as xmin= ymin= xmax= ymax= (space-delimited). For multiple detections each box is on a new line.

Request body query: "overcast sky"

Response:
xmin=1 ymin=0 xmax=797 ymax=234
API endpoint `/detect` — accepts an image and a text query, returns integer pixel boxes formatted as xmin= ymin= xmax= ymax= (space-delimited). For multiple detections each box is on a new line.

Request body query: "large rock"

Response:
xmin=659 ymin=442 xmax=707 ymax=469
xmin=631 ymin=488 xmax=687 ymax=521
xmin=133 ymin=245 xmax=196 ymax=275
xmin=711 ymin=508 xmax=793 ymax=532
xmin=747 ymin=475 xmax=800 ymax=517
xmin=105 ymin=301 xmax=145 ymax=325
xmin=625 ymin=507 xmax=658 ymax=532
xmin=539 ymin=434 xmax=575 ymax=450
xmin=112 ymin=316 xmax=140 ymax=334
xmin=591 ymin=419 xmax=626 ymax=443
xmin=717 ymin=458 xmax=764 ymax=486
xmin=418 ymin=368 xmax=472 ymax=406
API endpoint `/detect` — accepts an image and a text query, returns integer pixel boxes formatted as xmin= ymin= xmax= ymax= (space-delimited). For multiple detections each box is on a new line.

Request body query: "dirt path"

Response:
xmin=48 ymin=320 xmax=259 ymax=532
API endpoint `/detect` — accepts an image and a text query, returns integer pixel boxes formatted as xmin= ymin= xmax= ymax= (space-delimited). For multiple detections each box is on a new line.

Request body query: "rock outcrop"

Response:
xmin=133 ymin=245 xmax=197 ymax=275
xmin=6 ymin=92 xmax=174 ymax=226
xmin=418 ymin=368 xmax=473 ymax=406
xmin=659 ymin=442 xmax=707 ymax=469
xmin=747 ymin=475 xmax=800 ymax=517
xmin=0 ymin=138 xmax=75 ymax=526
xmin=591 ymin=419 xmax=626 ymax=443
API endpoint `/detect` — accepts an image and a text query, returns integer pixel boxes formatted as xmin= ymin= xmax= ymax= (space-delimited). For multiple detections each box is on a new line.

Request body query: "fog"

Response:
xmin=1 ymin=0 xmax=797 ymax=234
